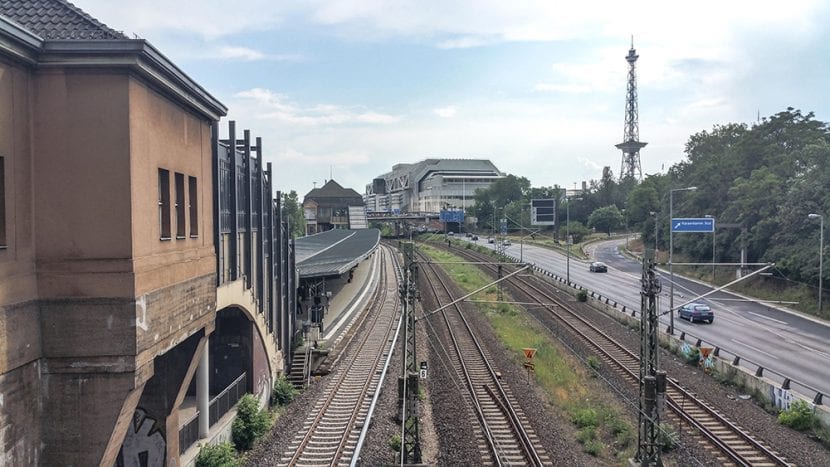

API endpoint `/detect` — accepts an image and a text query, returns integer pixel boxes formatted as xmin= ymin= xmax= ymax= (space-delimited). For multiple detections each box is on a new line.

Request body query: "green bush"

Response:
xmin=658 ymin=423 xmax=678 ymax=451
xmin=778 ymin=399 xmax=817 ymax=431
xmin=576 ymin=426 xmax=596 ymax=444
xmin=195 ymin=441 xmax=239 ymax=467
xmin=577 ymin=290 xmax=588 ymax=302
xmin=272 ymin=375 xmax=299 ymax=406
xmin=586 ymin=356 xmax=601 ymax=371
xmin=232 ymin=394 xmax=272 ymax=451
xmin=388 ymin=434 xmax=401 ymax=452
xmin=571 ymin=407 xmax=598 ymax=428
xmin=582 ymin=439 xmax=604 ymax=456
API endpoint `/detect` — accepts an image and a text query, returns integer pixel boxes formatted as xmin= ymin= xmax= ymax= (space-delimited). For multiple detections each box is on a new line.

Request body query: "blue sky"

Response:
xmin=74 ymin=0 xmax=830 ymax=197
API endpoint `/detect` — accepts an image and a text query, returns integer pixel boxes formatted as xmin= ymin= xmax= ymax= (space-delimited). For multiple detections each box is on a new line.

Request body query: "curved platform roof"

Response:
xmin=295 ymin=228 xmax=380 ymax=278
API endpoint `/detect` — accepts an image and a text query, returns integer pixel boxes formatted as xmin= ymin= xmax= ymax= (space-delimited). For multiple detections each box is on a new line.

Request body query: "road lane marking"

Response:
xmin=731 ymin=338 xmax=779 ymax=360
xmin=795 ymin=342 xmax=830 ymax=361
xmin=748 ymin=311 xmax=787 ymax=325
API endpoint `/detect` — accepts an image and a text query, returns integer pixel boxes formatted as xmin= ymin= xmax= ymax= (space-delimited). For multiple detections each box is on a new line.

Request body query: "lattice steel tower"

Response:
xmin=616 ymin=38 xmax=647 ymax=181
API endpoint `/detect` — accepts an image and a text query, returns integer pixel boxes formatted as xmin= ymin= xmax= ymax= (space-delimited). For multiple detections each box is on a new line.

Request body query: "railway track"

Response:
xmin=278 ymin=246 xmax=403 ymax=467
xmin=417 ymin=250 xmax=550 ymax=466
xmin=438 ymin=243 xmax=790 ymax=466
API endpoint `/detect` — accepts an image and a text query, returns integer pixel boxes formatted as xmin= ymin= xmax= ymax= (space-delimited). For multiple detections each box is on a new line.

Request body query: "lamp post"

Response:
xmin=705 ymin=214 xmax=715 ymax=282
xmin=566 ymin=196 xmax=581 ymax=285
xmin=808 ymin=213 xmax=824 ymax=314
xmin=650 ymin=211 xmax=658 ymax=256
xmin=669 ymin=186 xmax=697 ymax=334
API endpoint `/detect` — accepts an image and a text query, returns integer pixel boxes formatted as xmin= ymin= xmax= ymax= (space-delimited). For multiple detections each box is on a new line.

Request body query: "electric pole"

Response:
xmin=637 ymin=250 xmax=666 ymax=465
xmin=399 ymin=242 xmax=421 ymax=463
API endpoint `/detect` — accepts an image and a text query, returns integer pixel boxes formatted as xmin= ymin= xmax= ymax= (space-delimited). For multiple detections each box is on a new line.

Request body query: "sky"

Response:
xmin=73 ymin=0 xmax=830 ymax=198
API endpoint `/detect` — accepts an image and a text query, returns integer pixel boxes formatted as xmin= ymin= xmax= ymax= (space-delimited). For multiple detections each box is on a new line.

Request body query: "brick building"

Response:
xmin=0 ymin=2 xmax=294 ymax=465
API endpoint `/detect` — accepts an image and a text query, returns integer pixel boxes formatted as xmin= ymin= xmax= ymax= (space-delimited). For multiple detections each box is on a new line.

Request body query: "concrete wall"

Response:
xmin=0 ymin=57 xmax=43 ymax=467
xmin=0 ymin=57 xmax=221 ymax=464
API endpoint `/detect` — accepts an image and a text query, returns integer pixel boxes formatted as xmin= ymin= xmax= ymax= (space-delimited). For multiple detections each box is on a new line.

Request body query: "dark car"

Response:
xmin=589 ymin=261 xmax=608 ymax=273
xmin=679 ymin=303 xmax=714 ymax=323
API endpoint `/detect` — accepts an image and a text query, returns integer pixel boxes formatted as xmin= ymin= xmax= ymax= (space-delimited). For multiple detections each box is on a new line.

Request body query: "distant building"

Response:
xmin=303 ymin=179 xmax=368 ymax=234
xmin=365 ymin=158 xmax=504 ymax=214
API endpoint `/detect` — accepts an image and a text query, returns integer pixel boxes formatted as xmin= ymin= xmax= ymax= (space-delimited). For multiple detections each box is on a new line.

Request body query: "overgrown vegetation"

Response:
xmin=657 ymin=423 xmax=679 ymax=451
xmin=388 ymin=434 xmax=401 ymax=453
xmin=272 ymin=375 xmax=299 ymax=406
xmin=231 ymin=394 xmax=272 ymax=451
xmin=420 ymin=244 xmax=637 ymax=462
xmin=196 ymin=441 xmax=240 ymax=467
xmin=778 ymin=400 xmax=818 ymax=431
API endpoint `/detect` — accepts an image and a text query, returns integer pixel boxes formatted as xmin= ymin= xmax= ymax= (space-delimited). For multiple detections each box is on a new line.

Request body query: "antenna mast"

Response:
xmin=616 ymin=37 xmax=646 ymax=181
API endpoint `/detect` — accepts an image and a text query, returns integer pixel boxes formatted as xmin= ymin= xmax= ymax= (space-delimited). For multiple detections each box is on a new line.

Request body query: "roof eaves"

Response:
xmin=38 ymin=39 xmax=227 ymax=120
xmin=0 ymin=16 xmax=44 ymax=65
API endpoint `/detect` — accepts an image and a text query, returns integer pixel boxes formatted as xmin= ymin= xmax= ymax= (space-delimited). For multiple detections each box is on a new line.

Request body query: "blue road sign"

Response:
xmin=672 ymin=218 xmax=715 ymax=233
xmin=439 ymin=209 xmax=464 ymax=223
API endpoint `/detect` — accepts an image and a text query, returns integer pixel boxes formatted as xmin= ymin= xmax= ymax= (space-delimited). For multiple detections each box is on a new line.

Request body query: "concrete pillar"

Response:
xmin=198 ymin=339 xmax=210 ymax=438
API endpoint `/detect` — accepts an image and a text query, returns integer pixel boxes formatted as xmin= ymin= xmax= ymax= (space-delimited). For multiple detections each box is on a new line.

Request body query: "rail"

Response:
xmin=494 ymin=246 xmax=828 ymax=407
xmin=449 ymin=244 xmax=789 ymax=465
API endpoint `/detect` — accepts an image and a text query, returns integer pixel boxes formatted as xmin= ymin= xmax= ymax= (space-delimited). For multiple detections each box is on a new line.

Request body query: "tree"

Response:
xmin=281 ymin=191 xmax=305 ymax=237
xmin=588 ymin=205 xmax=624 ymax=236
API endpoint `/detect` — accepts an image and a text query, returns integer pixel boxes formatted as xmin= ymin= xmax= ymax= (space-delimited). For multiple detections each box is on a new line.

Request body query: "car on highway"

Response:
xmin=487 ymin=237 xmax=495 ymax=243
xmin=503 ymin=239 xmax=511 ymax=246
xmin=678 ymin=303 xmax=714 ymax=323
xmin=588 ymin=261 xmax=608 ymax=273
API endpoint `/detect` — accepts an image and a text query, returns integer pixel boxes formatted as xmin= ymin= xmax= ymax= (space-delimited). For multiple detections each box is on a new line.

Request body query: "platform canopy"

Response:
xmin=295 ymin=228 xmax=380 ymax=278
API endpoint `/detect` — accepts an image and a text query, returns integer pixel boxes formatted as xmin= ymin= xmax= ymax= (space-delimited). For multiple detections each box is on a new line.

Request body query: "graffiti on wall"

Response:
xmin=117 ymin=408 xmax=166 ymax=467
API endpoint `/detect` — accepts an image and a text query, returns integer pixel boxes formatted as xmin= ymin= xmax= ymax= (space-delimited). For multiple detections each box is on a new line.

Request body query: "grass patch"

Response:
xmin=419 ymin=244 xmax=636 ymax=462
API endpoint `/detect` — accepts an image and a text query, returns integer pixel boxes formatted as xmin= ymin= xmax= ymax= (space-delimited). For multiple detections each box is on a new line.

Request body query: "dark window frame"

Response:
xmin=189 ymin=176 xmax=198 ymax=238
xmin=0 ymin=157 xmax=5 ymax=248
xmin=175 ymin=172 xmax=186 ymax=239
xmin=158 ymin=169 xmax=171 ymax=240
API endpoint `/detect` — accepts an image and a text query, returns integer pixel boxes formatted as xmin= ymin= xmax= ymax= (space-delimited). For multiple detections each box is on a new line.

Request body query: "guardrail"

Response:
xmin=495 ymin=249 xmax=827 ymax=408
xmin=178 ymin=372 xmax=248 ymax=455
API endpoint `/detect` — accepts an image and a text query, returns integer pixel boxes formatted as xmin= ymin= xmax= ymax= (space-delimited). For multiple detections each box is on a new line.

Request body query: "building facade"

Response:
xmin=302 ymin=179 xmax=367 ymax=234
xmin=364 ymin=158 xmax=504 ymax=214
xmin=0 ymin=2 xmax=295 ymax=465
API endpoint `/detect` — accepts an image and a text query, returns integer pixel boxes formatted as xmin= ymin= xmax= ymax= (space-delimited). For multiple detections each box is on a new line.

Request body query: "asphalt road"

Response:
xmin=462 ymin=235 xmax=830 ymax=401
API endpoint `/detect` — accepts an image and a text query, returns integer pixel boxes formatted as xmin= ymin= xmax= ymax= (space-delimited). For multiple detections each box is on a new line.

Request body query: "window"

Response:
xmin=0 ymin=157 xmax=5 ymax=248
xmin=158 ymin=169 xmax=171 ymax=240
xmin=189 ymin=176 xmax=198 ymax=237
xmin=175 ymin=172 xmax=185 ymax=239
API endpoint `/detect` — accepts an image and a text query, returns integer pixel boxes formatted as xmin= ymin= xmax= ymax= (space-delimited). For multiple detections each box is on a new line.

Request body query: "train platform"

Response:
xmin=294 ymin=228 xmax=381 ymax=348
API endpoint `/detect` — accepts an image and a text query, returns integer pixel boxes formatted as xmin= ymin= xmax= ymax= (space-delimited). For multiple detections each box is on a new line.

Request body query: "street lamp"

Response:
xmin=705 ymin=214 xmax=715 ymax=282
xmin=565 ymin=195 xmax=581 ymax=285
xmin=669 ymin=186 xmax=697 ymax=334
xmin=808 ymin=213 xmax=824 ymax=314
xmin=650 ymin=211 xmax=658 ymax=255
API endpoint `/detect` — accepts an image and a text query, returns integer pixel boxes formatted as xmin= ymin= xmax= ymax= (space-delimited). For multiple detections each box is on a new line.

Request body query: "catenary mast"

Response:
xmin=616 ymin=37 xmax=646 ymax=181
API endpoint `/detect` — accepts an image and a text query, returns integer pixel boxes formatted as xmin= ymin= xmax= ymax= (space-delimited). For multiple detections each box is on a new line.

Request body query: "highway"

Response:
xmin=465 ymin=235 xmax=830 ymax=402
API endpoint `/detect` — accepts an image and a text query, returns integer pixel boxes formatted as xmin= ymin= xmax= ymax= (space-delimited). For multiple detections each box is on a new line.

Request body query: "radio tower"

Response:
xmin=616 ymin=37 xmax=646 ymax=181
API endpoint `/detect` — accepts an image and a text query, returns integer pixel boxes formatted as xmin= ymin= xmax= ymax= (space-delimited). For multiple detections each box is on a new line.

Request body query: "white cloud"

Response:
xmin=434 ymin=106 xmax=458 ymax=118
xmin=209 ymin=46 xmax=303 ymax=62
xmin=233 ymin=88 xmax=401 ymax=126
xmin=533 ymin=83 xmax=592 ymax=94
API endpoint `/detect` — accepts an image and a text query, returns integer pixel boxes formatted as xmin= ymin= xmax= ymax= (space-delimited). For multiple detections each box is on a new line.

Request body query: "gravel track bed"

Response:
xmin=246 ymin=243 xmax=828 ymax=466
xmin=416 ymin=260 xmax=595 ymax=466
xmin=548 ymin=286 xmax=830 ymax=466
xmin=483 ymin=243 xmax=829 ymax=466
